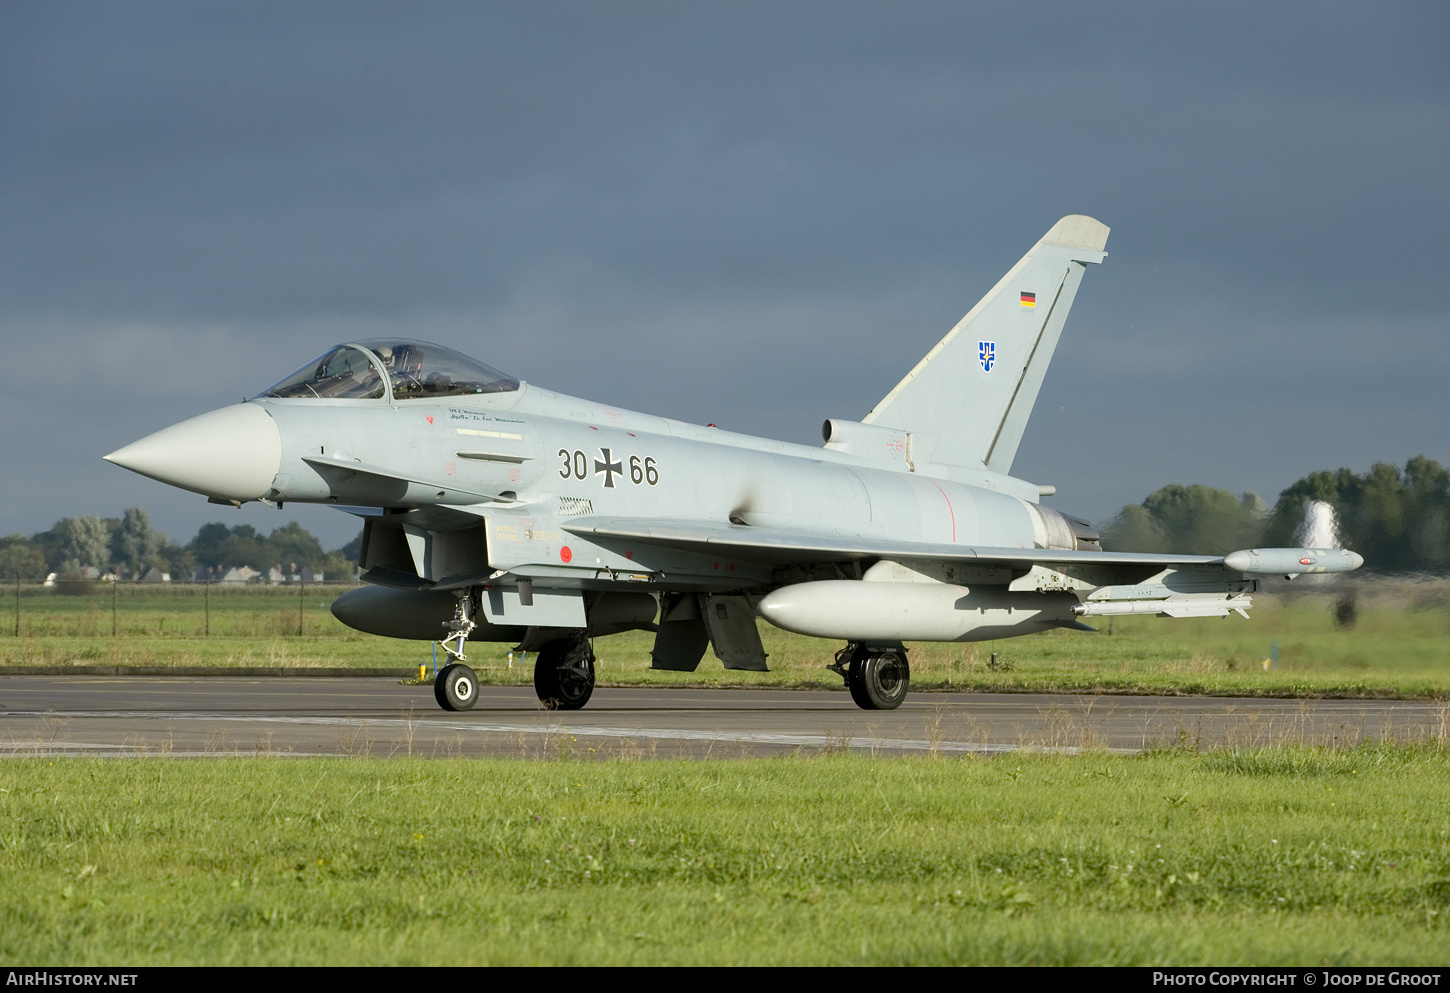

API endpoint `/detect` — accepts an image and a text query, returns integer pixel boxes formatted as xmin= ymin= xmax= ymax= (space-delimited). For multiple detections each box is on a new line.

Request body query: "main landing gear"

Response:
xmin=829 ymin=642 xmax=910 ymax=710
xmin=430 ymin=590 xmax=597 ymax=712
xmin=533 ymin=634 xmax=595 ymax=711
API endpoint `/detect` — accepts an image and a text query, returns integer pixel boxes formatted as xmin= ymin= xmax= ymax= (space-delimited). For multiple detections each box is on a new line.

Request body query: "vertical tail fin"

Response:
xmin=862 ymin=215 xmax=1108 ymax=473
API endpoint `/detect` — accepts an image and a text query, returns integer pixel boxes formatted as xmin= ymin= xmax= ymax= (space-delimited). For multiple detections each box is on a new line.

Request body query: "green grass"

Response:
xmin=2 ymin=745 xmax=1448 ymax=965
xmin=0 ymin=584 xmax=400 ymax=669
xmin=3 ymin=578 xmax=1449 ymax=697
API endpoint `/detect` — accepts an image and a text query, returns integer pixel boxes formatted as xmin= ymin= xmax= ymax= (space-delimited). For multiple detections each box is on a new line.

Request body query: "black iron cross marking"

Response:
xmin=594 ymin=448 xmax=623 ymax=488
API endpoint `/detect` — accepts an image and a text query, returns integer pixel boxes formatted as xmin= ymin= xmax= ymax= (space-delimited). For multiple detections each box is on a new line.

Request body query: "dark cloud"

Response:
xmin=2 ymin=1 xmax=1446 ymax=547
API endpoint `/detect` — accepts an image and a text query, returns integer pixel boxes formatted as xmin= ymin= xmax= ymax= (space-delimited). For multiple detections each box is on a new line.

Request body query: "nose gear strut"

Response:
xmin=439 ymin=589 xmax=477 ymax=666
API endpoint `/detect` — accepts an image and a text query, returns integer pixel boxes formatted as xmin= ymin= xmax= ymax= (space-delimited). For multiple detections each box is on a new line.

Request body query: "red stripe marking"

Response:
xmin=928 ymin=480 xmax=956 ymax=542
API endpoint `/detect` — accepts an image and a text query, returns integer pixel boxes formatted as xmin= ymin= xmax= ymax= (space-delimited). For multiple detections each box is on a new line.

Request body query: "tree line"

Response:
xmin=1099 ymin=455 xmax=1450 ymax=572
xmin=0 ymin=509 xmax=361 ymax=582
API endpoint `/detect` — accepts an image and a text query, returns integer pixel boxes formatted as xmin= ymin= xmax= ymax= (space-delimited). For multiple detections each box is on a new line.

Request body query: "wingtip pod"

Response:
xmin=1223 ymin=548 xmax=1364 ymax=575
xmin=1042 ymin=215 xmax=1110 ymax=253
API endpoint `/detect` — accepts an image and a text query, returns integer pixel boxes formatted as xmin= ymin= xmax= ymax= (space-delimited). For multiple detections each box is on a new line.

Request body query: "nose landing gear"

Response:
xmin=434 ymin=591 xmax=479 ymax=712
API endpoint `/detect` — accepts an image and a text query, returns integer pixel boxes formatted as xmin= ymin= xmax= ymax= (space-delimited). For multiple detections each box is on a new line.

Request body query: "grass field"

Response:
xmin=2 ymin=576 xmax=1448 ymax=698
xmin=2 ymin=745 xmax=1447 ymax=965
xmin=5 ymin=579 xmax=1448 ymax=966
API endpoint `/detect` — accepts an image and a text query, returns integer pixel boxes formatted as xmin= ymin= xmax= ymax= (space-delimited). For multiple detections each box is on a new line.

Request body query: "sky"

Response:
xmin=2 ymin=1 xmax=1447 ymax=550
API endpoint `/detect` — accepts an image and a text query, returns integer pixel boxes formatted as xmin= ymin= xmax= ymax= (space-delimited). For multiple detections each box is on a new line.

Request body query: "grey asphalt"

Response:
xmin=2 ymin=676 xmax=1445 ymax=758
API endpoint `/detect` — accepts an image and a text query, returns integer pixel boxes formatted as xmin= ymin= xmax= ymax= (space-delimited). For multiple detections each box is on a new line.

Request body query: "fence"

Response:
xmin=5 ymin=579 xmax=363 ymax=639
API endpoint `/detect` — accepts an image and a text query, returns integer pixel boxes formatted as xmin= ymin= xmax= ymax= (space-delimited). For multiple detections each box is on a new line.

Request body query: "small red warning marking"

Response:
xmin=560 ymin=546 xmax=573 ymax=563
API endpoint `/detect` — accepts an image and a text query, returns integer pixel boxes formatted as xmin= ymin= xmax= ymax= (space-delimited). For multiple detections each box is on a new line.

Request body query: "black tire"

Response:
xmin=848 ymin=650 xmax=910 ymax=710
xmin=839 ymin=644 xmax=874 ymax=709
xmin=533 ymin=637 xmax=595 ymax=710
xmin=435 ymin=662 xmax=479 ymax=712
xmin=433 ymin=664 xmax=454 ymax=710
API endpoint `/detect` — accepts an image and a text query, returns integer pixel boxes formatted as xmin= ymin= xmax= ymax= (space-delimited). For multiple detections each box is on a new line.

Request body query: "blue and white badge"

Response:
xmin=979 ymin=341 xmax=995 ymax=372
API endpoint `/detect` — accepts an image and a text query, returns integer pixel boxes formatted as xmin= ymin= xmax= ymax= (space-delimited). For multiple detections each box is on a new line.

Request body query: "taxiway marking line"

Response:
xmin=1 ymin=711 xmax=1133 ymax=755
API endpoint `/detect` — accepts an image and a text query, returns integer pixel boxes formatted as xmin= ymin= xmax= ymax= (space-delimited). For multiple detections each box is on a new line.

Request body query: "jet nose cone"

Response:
xmin=105 ymin=403 xmax=282 ymax=501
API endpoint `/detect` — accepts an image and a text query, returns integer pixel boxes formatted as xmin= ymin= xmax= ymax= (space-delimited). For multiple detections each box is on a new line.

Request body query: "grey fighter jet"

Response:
xmin=105 ymin=216 xmax=1362 ymax=712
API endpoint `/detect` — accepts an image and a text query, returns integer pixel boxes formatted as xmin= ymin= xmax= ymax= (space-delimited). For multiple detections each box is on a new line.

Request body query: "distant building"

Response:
xmin=270 ymin=564 xmax=320 ymax=584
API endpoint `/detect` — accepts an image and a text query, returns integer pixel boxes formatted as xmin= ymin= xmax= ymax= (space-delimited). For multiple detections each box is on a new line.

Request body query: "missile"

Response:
xmin=755 ymin=580 xmax=1080 ymax=643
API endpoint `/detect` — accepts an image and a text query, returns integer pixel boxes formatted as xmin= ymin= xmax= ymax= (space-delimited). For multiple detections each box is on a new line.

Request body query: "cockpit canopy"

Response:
xmin=258 ymin=339 xmax=519 ymax=402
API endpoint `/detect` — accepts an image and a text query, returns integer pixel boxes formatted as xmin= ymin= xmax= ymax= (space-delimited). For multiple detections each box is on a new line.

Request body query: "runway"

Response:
xmin=1 ymin=676 xmax=1444 ymax=758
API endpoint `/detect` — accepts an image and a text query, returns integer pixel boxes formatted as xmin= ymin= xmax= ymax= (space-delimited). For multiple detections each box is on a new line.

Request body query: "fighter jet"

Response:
xmin=105 ymin=215 xmax=1362 ymax=712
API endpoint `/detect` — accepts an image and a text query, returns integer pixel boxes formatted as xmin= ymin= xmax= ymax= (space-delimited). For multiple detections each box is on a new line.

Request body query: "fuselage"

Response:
xmin=250 ymin=379 xmax=1090 ymax=587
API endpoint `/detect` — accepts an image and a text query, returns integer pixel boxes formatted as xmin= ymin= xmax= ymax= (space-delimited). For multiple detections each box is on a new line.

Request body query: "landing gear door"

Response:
xmin=703 ymin=594 xmax=769 ymax=671
xmin=650 ymin=593 xmax=709 ymax=672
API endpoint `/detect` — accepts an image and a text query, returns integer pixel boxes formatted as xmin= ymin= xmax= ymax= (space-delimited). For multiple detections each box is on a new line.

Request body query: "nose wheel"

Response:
xmin=434 ymin=662 xmax=478 ymax=712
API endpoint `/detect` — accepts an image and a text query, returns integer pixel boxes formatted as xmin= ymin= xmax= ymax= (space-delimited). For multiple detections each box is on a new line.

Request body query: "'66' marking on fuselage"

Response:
xmin=559 ymin=448 xmax=658 ymax=488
